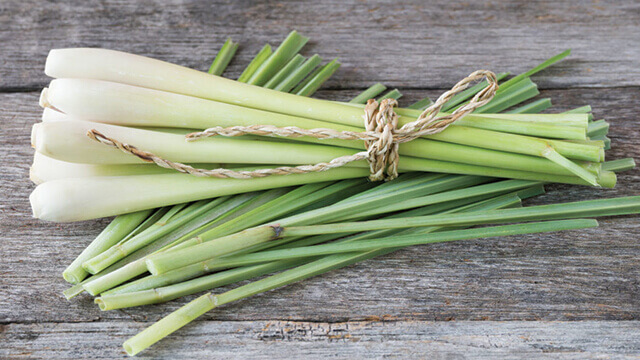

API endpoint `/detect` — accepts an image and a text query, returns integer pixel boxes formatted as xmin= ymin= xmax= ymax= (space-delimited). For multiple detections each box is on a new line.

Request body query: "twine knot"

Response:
xmin=87 ymin=70 xmax=498 ymax=181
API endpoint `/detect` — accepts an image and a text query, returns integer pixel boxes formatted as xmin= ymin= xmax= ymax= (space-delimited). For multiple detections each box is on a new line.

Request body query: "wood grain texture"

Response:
xmin=2 ymin=320 xmax=640 ymax=359
xmin=2 ymin=0 xmax=640 ymax=357
xmin=1 ymin=0 xmax=640 ymax=91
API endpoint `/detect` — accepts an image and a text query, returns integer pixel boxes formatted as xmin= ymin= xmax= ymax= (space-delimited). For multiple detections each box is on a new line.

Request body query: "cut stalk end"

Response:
xmin=39 ymin=87 xmax=50 ymax=108
xmin=94 ymin=298 xmax=107 ymax=311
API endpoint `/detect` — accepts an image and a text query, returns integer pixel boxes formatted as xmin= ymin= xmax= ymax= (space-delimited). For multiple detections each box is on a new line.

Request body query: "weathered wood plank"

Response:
xmin=1 ymin=88 xmax=639 ymax=325
xmin=2 ymin=320 xmax=640 ymax=359
xmin=1 ymin=0 xmax=639 ymax=90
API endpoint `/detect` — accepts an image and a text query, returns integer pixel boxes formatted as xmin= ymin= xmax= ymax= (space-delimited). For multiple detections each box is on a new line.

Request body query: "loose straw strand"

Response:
xmin=87 ymin=70 xmax=498 ymax=181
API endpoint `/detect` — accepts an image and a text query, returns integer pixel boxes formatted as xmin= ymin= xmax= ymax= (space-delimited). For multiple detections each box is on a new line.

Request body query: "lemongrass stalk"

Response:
xmin=30 ymin=165 xmax=368 ymax=222
xmin=441 ymin=72 xmax=510 ymax=111
xmin=43 ymin=79 xmax=600 ymax=166
xmin=97 ymin=191 xmax=523 ymax=303
xmin=246 ymin=31 xmax=309 ymax=86
xmin=61 ymin=209 xmax=152 ymax=284
xmin=587 ymin=120 xmax=609 ymax=138
xmin=273 ymin=54 xmax=322 ymax=92
xmin=293 ymin=59 xmax=341 ymax=96
xmin=208 ymin=38 xmax=238 ymax=76
xmin=449 ymin=117 xmax=586 ymax=140
xmin=109 ymin=187 xmax=540 ymax=295
xmin=568 ymin=140 xmax=605 ymax=147
xmin=497 ymin=50 xmax=571 ymax=93
xmin=602 ymin=158 xmax=635 ymax=172
xmin=157 ymin=220 xmax=601 ymax=267
xmin=284 ymin=196 xmax=640 ymax=236
xmin=167 ymin=180 xmax=366 ymax=252
xmin=36 ymin=107 xmax=601 ymax=182
xmin=263 ymin=54 xmax=305 ymax=89
xmin=98 ymin=259 xmax=309 ymax=310
xmin=237 ymin=44 xmax=272 ymax=82
xmin=470 ymin=113 xmax=588 ymax=128
xmin=148 ymin=192 xmax=640 ymax=274
xmin=391 ymin=107 xmax=589 ymax=129
xmin=111 ymin=184 xmax=547 ymax=298
xmin=377 ymin=88 xmax=402 ymax=101
xmin=408 ymin=97 xmax=433 ymax=110
xmin=122 ymin=187 xmax=540 ymax=309
xmin=29 ymin=153 xmax=193 ymax=184
xmin=475 ymin=78 xmax=539 ymax=113
xmin=105 ymin=186 xmax=524 ymax=306
xmin=144 ymin=175 xmax=492 ymax=274
xmin=68 ymin=195 xmax=225 ymax=297
xmin=33 ymin=157 xmax=613 ymax=224
xmin=162 ymin=174 xmax=480 ymax=256
xmin=45 ymin=48 xmax=554 ymax=132
xmin=81 ymin=202 xmax=204 ymax=273
xmin=506 ymin=98 xmax=552 ymax=114
xmin=31 ymin=120 xmax=361 ymax=165
xmin=346 ymin=179 xmax=538 ymax=219
xmin=349 ymin=83 xmax=387 ymax=104
xmin=32 ymin=152 xmax=612 ymax=224
xmin=124 ymin=220 xmax=591 ymax=355
xmin=443 ymin=77 xmax=537 ymax=113
xmin=33 ymin=116 xmax=598 ymax=182
xmin=564 ymin=105 xmax=592 ymax=114
xmin=82 ymin=186 xmax=297 ymax=274
xmin=85 ymin=179 xmax=370 ymax=296
xmin=80 ymin=193 xmax=264 ymax=295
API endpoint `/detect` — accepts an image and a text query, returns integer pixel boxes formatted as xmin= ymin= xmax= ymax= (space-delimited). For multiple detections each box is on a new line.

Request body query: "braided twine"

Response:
xmin=87 ymin=70 xmax=498 ymax=181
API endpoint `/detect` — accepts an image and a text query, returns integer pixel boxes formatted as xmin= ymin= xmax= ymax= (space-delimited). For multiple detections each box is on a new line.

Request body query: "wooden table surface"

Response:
xmin=1 ymin=1 xmax=640 ymax=358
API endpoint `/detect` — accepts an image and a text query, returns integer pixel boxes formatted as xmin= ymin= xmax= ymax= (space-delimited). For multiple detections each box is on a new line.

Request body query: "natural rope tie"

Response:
xmin=87 ymin=70 xmax=498 ymax=181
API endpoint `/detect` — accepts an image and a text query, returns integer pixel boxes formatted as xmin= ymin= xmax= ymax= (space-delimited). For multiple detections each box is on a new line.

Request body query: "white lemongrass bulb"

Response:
xmin=44 ymin=48 xmax=365 ymax=127
xmin=43 ymin=78 xmax=356 ymax=131
xmin=29 ymin=152 xmax=191 ymax=184
xmin=41 ymin=107 xmax=69 ymax=122
xmin=29 ymin=168 xmax=368 ymax=222
xmin=31 ymin=120 xmax=361 ymax=165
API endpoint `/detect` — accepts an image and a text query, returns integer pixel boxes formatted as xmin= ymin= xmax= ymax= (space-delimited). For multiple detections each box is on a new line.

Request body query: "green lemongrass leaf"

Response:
xmin=80 ymin=193 xmax=264 ymax=296
xmin=564 ymin=105 xmax=592 ymax=114
xmin=273 ymin=54 xmax=323 ymax=92
xmin=263 ymin=54 xmax=306 ymax=89
xmin=246 ymin=31 xmax=309 ymax=86
xmin=407 ymin=97 xmax=433 ymax=110
xmin=506 ymin=98 xmax=552 ymax=114
xmin=237 ymin=44 xmax=272 ymax=82
xmin=294 ymin=59 xmax=341 ymax=96
xmin=587 ymin=120 xmax=610 ymax=138
xmin=475 ymin=78 xmax=539 ymax=113
xmin=377 ymin=88 xmax=402 ymax=101
xmin=62 ymin=209 xmax=153 ymax=284
xmin=43 ymin=79 xmax=599 ymax=175
xmin=541 ymin=147 xmax=599 ymax=186
xmin=104 ymin=185 xmax=524 ymax=307
xmin=123 ymin=218 xmax=594 ymax=355
xmin=160 ymin=219 xmax=599 ymax=264
xmin=349 ymin=83 xmax=387 ymax=104
xmin=497 ymin=49 xmax=571 ymax=93
xmin=441 ymin=72 xmax=510 ymax=111
xmin=602 ymin=158 xmax=635 ymax=172
xmin=208 ymin=38 xmax=238 ymax=76
xmin=285 ymin=196 xmax=640 ymax=236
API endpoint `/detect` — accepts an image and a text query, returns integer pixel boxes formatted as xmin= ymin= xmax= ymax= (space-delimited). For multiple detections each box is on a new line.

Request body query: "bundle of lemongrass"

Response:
xmin=29 ymin=32 xmax=638 ymax=356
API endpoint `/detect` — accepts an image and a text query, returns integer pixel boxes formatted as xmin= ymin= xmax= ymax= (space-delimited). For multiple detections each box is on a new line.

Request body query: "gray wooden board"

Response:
xmin=2 ymin=321 xmax=640 ymax=359
xmin=1 ymin=0 xmax=640 ymax=358
xmin=1 ymin=0 xmax=640 ymax=91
